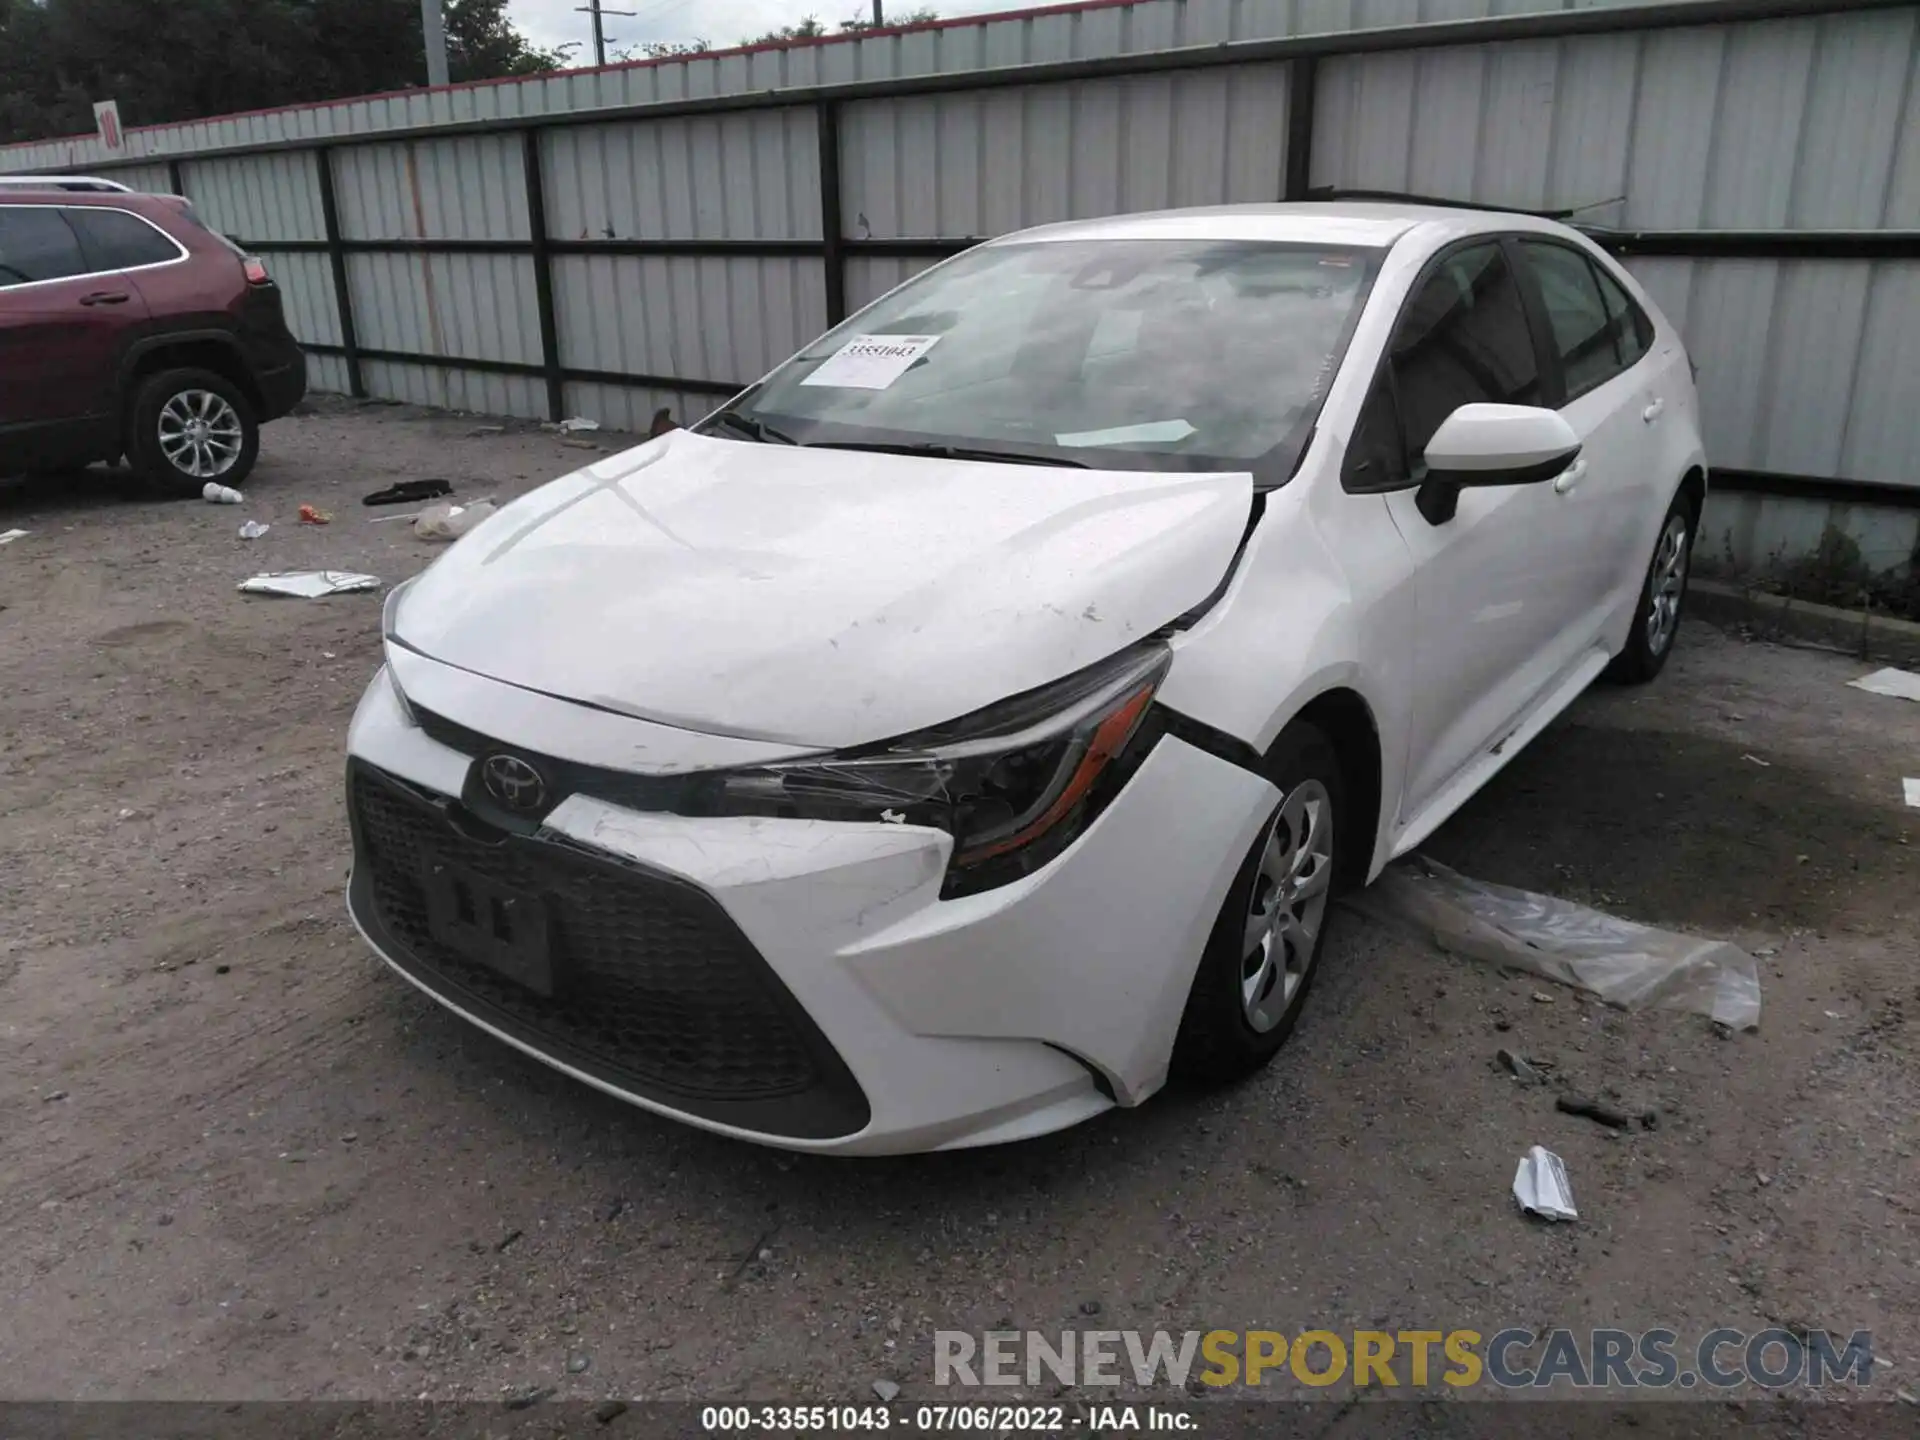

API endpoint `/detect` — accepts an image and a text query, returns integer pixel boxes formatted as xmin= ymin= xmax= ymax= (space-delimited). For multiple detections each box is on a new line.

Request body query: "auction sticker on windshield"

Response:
xmin=801 ymin=334 xmax=942 ymax=389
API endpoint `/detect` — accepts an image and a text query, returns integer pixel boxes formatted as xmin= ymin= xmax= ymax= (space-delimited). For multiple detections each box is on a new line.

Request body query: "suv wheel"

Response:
xmin=128 ymin=368 xmax=259 ymax=496
xmin=1605 ymin=491 xmax=1693 ymax=684
xmin=1170 ymin=721 xmax=1345 ymax=1086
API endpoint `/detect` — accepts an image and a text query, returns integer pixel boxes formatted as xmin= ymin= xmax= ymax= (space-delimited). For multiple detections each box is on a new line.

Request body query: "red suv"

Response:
xmin=0 ymin=180 xmax=306 ymax=494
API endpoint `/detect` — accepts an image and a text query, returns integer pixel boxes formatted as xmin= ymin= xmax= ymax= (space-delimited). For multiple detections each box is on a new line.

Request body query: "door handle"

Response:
xmin=1553 ymin=459 xmax=1588 ymax=495
xmin=79 ymin=290 xmax=131 ymax=306
xmin=1641 ymin=397 xmax=1666 ymax=423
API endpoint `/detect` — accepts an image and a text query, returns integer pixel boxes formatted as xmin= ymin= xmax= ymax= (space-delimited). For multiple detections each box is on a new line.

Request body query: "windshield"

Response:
xmin=709 ymin=237 xmax=1381 ymax=482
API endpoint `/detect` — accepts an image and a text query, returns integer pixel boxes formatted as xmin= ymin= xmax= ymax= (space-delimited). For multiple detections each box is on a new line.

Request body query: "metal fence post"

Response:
xmin=522 ymin=128 xmax=566 ymax=423
xmin=165 ymin=158 xmax=185 ymax=197
xmin=818 ymin=100 xmax=848 ymax=327
xmin=314 ymin=147 xmax=365 ymax=399
xmin=1283 ymin=54 xmax=1318 ymax=202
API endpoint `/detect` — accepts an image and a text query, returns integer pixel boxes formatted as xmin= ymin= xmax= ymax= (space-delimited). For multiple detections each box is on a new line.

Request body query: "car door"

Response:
xmin=1514 ymin=237 xmax=1662 ymax=631
xmin=0 ymin=203 xmax=151 ymax=463
xmin=1342 ymin=238 xmax=1592 ymax=821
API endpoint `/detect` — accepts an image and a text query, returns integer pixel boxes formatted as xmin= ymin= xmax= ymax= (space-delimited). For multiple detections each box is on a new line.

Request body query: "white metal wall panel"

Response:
xmin=345 ymin=252 xmax=542 ymax=364
xmin=561 ymin=380 xmax=732 ymax=435
xmin=180 ymin=152 xmax=324 ymax=241
xmin=843 ymin=62 xmax=1291 ymax=237
xmin=542 ymin=109 xmax=821 ymax=242
xmin=552 ymin=255 xmax=827 ymax=385
xmin=305 ymin=352 xmax=352 ymax=395
xmin=360 ymin=359 xmax=545 ymax=419
xmin=105 ymin=161 xmax=177 ymax=194
xmin=333 ymin=136 xmax=528 ymax=240
xmin=0 ymin=0 xmax=1697 ymax=174
xmin=1625 ymin=256 xmax=1920 ymax=489
xmin=267 ymin=251 xmax=342 ymax=348
xmin=845 ymin=255 xmax=943 ymax=313
xmin=1313 ymin=9 xmax=1920 ymax=228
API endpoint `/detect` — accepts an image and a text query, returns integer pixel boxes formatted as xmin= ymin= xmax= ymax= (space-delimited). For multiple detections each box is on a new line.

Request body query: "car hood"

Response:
xmin=393 ymin=431 xmax=1253 ymax=750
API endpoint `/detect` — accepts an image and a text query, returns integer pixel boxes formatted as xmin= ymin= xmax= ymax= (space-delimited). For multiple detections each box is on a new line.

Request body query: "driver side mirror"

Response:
xmin=1415 ymin=403 xmax=1582 ymax=525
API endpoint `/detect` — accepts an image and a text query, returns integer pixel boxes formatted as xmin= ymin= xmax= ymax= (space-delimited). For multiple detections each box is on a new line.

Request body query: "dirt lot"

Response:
xmin=2 ymin=399 xmax=1916 ymax=1409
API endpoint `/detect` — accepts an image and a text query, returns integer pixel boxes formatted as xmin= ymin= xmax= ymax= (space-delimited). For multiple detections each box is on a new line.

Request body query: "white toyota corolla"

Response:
xmin=348 ymin=202 xmax=1705 ymax=1154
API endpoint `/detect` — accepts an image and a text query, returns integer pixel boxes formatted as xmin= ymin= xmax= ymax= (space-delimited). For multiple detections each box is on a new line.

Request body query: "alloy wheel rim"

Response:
xmin=1646 ymin=513 xmax=1690 ymax=655
xmin=158 ymin=390 xmax=243 ymax=479
xmin=1240 ymin=778 xmax=1334 ymax=1034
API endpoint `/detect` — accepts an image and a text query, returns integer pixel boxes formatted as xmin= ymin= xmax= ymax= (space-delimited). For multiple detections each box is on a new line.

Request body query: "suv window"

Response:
xmin=67 ymin=207 xmax=182 ymax=271
xmin=0 ymin=205 xmax=88 ymax=287
xmin=1521 ymin=239 xmax=1621 ymax=400
xmin=1344 ymin=240 xmax=1541 ymax=491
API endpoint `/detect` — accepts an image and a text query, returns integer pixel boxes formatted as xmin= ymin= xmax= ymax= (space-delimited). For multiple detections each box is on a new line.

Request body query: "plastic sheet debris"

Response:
xmin=202 ymin=483 xmax=243 ymax=504
xmin=299 ymin=504 xmax=331 ymax=525
xmin=1496 ymin=1049 xmax=1544 ymax=1085
xmin=1513 ymin=1145 xmax=1578 ymax=1221
xmin=413 ymin=500 xmax=495 ymax=542
xmin=238 ymin=520 xmax=270 ymax=539
xmin=1348 ymin=856 xmax=1761 ymax=1030
xmin=1741 ymin=753 xmax=1771 ymax=767
xmin=237 ymin=571 xmax=380 ymax=598
xmin=0 ymin=528 xmax=27 ymax=546
xmin=1905 ymin=778 xmax=1920 ymax=809
xmin=550 ymin=416 xmax=599 ymax=433
xmin=1849 ymin=667 xmax=1920 ymax=703
xmin=363 ymin=479 xmax=452 ymax=507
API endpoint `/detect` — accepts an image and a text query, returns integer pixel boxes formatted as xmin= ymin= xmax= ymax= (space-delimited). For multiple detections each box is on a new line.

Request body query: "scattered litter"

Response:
xmin=1513 ymin=1145 xmax=1578 ymax=1222
xmin=1530 ymin=990 xmax=1556 ymax=1004
xmin=1741 ymin=753 xmax=1771 ymax=767
xmin=1904 ymin=778 xmax=1920 ymax=809
xmin=413 ymin=500 xmax=496 ymax=542
xmin=550 ymin=416 xmax=600 ymax=433
xmin=238 ymin=520 xmax=270 ymax=539
xmin=1555 ymin=1093 xmax=1638 ymax=1130
xmin=504 ymin=1386 xmax=553 ymax=1411
xmin=201 ymin=483 xmax=243 ymax=504
xmin=363 ymin=479 xmax=453 ymax=507
xmin=566 ymin=1352 xmax=591 ymax=1374
xmin=298 ymin=504 xmax=331 ymax=525
xmin=1848 ymin=667 xmax=1920 ymax=703
xmin=1497 ymin=1049 xmax=1544 ymax=1085
xmin=1348 ymin=855 xmax=1762 ymax=1030
xmin=593 ymin=1400 xmax=629 ymax=1424
xmin=0 ymin=528 xmax=26 ymax=545
xmin=237 ymin=571 xmax=380 ymax=599
xmin=495 ymin=1227 xmax=524 ymax=1253
xmin=872 ymin=1379 xmax=901 ymax=1403
xmin=560 ymin=437 xmax=604 ymax=450
xmin=466 ymin=424 xmax=506 ymax=437
xmin=41 ymin=1090 xmax=67 ymax=1103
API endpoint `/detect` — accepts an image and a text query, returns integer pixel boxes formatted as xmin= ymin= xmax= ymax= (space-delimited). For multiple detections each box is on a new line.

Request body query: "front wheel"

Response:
xmin=1171 ymin=721 xmax=1345 ymax=1086
xmin=127 ymin=368 xmax=259 ymax=497
xmin=1606 ymin=493 xmax=1693 ymax=683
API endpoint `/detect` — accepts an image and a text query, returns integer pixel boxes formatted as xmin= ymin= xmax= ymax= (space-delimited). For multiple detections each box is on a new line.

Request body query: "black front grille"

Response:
xmin=347 ymin=760 xmax=869 ymax=1139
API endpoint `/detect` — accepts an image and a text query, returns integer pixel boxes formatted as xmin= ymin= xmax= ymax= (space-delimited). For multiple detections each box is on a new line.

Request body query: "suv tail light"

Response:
xmin=242 ymin=256 xmax=271 ymax=285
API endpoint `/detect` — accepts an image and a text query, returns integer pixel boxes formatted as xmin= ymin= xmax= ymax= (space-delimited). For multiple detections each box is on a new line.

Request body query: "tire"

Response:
xmin=1605 ymin=489 xmax=1694 ymax=684
xmin=1170 ymin=721 xmax=1346 ymax=1086
xmin=126 ymin=368 xmax=259 ymax=497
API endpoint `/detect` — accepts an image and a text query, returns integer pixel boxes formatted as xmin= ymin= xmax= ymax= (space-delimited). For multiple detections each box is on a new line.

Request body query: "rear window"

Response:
xmin=67 ymin=208 xmax=182 ymax=271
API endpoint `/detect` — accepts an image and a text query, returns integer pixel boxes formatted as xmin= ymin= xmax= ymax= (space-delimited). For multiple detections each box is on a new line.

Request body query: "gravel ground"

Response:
xmin=1 ymin=398 xmax=1916 ymax=1409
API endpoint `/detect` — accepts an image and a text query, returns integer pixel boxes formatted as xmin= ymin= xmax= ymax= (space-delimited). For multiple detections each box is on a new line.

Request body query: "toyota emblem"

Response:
xmin=481 ymin=754 xmax=548 ymax=813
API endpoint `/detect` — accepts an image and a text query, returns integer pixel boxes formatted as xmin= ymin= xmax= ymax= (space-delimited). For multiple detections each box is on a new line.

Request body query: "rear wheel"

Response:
xmin=1171 ymin=721 xmax=1345 ymax=1085
xmin=1606 ymin=492 xmax=1693 ymax=683
xmin=127 ymin=367 xmax=258 ymax=497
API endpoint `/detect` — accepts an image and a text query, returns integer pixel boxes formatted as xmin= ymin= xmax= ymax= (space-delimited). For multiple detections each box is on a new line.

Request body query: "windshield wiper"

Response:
xmin=705 ymin=410 xmax=799 ymax=445
xmin=802 ymin=440 xmax=1089 ymax=468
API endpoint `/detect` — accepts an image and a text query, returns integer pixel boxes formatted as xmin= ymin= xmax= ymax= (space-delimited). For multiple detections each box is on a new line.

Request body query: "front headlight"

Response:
xmin=706 ymin=643 xmax=1170 ymax=897
xmin=381 ymin=578 xmax=420 ymax=727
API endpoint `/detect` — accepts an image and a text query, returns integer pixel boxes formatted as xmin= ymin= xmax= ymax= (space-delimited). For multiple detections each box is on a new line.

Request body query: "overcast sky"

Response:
xmin=506 ymin=0 xmax=1038 ymax=61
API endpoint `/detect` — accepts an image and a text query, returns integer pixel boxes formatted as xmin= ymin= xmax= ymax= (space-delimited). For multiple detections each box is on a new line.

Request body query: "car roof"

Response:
xmin=0 ymin=187 xmax=186 ymax=213
xmin=989 ymin=201 xmax=1582 ymax=251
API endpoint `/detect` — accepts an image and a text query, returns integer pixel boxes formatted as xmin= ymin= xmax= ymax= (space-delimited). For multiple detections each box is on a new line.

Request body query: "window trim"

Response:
xmin=1341 ymin=231 xmax=1541 ymax=495
xmin=0 ymin=203 xmax=188 ymax=294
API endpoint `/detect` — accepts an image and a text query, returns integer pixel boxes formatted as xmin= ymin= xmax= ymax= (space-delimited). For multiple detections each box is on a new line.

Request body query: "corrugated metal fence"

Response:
xmin=6 ymin=0 xmax=1918 ymax=560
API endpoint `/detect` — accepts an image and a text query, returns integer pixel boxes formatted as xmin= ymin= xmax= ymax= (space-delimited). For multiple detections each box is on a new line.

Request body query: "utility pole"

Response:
xmin=420 ymin=0 xmax=449 ymax=87
xmin=873 ymin=1 xmax=885 ymax=23
xmin=574 ymin=0 xmax=637 ymax=67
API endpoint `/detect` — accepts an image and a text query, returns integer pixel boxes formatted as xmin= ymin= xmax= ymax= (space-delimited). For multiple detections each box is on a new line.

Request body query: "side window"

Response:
xmin=1343 ymin=379 xmax=1408 ymax=492
xmin=66 ymin=208 xmax=182 ymax=272
xmin=0 ymin=206 xmax=88 ymax=287
xmin=1390 ymin=241 xmax=1541 ymax=463
xmin=1520 ymin=240 xmax=1621 ymax=399
xmin=1591 ymin=262 xmax=1652 ymax=370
